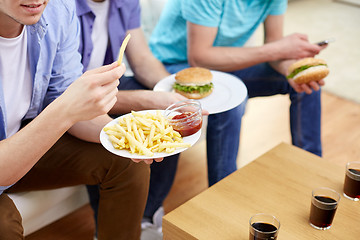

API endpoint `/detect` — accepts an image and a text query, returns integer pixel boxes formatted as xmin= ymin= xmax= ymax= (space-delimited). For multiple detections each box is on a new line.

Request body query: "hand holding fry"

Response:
xmin=57 ymin=62 xmax=125 ymax=123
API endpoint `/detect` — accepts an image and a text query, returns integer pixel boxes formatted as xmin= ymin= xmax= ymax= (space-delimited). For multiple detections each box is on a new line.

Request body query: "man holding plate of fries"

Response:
xmin=75 ymin=1 xmax=243 ymax=239
xmin=0 ymin=1 xmax=161 ymax=240
xmin=75 ymin=1 xmax=190 ymax=239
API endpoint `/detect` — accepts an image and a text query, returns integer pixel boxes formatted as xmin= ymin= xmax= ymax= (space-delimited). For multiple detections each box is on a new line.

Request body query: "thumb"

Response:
xmin=84 ymin=62 xmax=125 ymax=75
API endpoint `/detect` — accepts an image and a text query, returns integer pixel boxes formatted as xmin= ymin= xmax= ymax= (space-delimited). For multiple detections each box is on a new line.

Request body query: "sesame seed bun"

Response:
xmin=175 ymin=67 xmax=213 ymax=85
xmin=287 ymin=58 xmax=329 ymax=84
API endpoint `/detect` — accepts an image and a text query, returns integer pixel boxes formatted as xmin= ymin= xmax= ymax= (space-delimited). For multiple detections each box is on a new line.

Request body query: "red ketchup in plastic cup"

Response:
xmin=165 ymin=100 xmax=203 ymax=137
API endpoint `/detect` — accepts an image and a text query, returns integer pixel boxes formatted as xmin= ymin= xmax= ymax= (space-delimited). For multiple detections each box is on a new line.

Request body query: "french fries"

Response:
xmin=117 ymin=33 xmax=131 ymax=65
xmin=103 ymin=111 xmax=191 ymax=157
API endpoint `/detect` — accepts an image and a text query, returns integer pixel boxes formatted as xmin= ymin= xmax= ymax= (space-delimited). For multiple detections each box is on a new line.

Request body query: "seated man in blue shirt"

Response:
xmin=150 ymin=0 xmax=327 ymax=155
xmin=0 ymin=1 xmax=158 ymax=239
xmin=147 ymin=1 xmax=327 ymax=237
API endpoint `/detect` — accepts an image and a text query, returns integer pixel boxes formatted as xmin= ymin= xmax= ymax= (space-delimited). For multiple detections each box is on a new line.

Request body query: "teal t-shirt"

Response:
xmin=149 ymin=0 xmax=287 ymax=64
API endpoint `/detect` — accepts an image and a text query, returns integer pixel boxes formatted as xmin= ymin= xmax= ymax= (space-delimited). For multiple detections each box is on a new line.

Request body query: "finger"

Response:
xmin=143 ymin=159 xmax=154 ymax=164
xmin=288 ymin=79 xmax=304 ymax=93
xmin=101 ymin=77 xmax=120 ymax=94
xmin=97 ymin=64 xmax=125 ymax=86
xmin=297 ymin=33 xmax=308 ymax=41
xmin=85 ymin=64 xmax=125 ymax=86
xmin=319 ymin=44 xmax=328 ymax=50
xmin=132 ymin=158 xmax=154 ymax=164
xmin=293 ymin=85 xmax=304 ymax=93
xmin=101 ymin=95 xmax=117 ymax=114
xmin=154 ymin=158 xmax=164 ymax=162
xmin=86 ymin=62 xmax=120 ymax=75
xmin=131 ymin=158 xmax=142 ymax=163
xmin=317 ymin=79 xmax=325 ymax=86
xmin=97 ymin=81 xmax=118 ymax=102
xmin=308 ymin=81 xmax=320 ymax=91
xmin=202 ymin=109 xmax=210 ymax=116
xmin=300 ymin=84 xmax=313 ymax=94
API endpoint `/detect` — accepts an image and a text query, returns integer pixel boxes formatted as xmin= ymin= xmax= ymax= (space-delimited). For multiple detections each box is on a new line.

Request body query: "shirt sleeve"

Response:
xmin=126 ymin=0 xmax=141 ymax=30
xmin=268 ymin=0 xmax=287 ymax=16
xmin=182 ymin=0 xmax=224 ymax=27
xmin=0 ymin=185 xmax=12 ymax=196
xmin=43 ymin=1 xmax=83 ymax=108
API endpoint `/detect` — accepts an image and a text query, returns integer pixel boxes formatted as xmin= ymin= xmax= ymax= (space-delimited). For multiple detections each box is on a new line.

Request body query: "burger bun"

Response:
xmin=175 ymin=67 xmax=213 ymax=85
xmin=174 ymin=67 xmax=213 ymax=99
xmin=288 ymin=58 xmax=329 ymax=84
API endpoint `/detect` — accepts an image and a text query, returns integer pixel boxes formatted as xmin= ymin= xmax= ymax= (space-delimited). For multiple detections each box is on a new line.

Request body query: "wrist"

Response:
xmin=262 ymin=42 xmax=280 ymax=62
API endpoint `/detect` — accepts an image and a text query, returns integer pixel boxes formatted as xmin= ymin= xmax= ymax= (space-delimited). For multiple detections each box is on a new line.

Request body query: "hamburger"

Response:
xmin=173 ymin=67 xmax=214 ymax=99
xmin=287 ymin=57 xmax=329 ymax=84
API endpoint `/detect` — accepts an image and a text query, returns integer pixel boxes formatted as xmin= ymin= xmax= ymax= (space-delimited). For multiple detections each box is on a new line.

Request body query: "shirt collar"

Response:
xmin=76 ymin=0 xmax=126 ymax=16
xmin=28 ymin=15 xmax=48 ymax=40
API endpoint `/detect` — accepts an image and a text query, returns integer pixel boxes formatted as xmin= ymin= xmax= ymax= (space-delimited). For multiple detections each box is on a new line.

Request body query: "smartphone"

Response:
xmin=316 ymin=38 xmax=335 ymax=46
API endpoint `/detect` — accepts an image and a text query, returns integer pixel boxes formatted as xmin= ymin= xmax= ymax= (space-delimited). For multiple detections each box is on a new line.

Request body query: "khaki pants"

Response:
xmin=0 ymin=133 xmax=150 ymax=240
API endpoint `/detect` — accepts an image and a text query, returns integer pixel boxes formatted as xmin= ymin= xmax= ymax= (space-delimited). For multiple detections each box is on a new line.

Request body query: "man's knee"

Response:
xmin=119 ymin=161 xmax=150 ymax=192
xmin=0 ymin=194 xmax=24 ymax=240
xmin=100 ymin=154 xmax=150 ymax=192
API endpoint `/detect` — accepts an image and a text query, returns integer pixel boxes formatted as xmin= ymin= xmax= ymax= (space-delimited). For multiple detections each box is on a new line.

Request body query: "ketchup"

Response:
xmin=171 ymin=112 xmax=202 ymax=137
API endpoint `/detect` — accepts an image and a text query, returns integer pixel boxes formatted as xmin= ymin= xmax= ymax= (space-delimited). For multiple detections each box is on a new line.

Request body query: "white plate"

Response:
xmin=153 ymin=70 xmax=248 ymax=114
xmin=100 ymin=110 xmax=201 ymax=159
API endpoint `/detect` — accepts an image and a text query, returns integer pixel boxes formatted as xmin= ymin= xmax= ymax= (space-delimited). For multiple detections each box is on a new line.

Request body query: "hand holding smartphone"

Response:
xmin=316 ymin=38 xmax=335 ymax=46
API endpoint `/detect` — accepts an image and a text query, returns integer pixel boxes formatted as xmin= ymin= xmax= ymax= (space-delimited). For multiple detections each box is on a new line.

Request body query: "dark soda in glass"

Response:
xmin=249 ymin=222 xmax=278 ymax=240
xmin=343 ymin=168 xmax=360 ymax=200
xmin=309 ymin=196 xmax=337 ymax=229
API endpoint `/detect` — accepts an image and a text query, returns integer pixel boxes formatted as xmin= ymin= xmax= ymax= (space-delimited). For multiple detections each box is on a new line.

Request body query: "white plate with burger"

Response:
xmin=154 ymin=67 xmax=248 ymax=114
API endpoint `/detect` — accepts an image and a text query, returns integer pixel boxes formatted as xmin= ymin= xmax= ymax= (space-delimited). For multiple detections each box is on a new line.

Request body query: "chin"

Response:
xmin=26 ymin=16 xmax=42 ymax=25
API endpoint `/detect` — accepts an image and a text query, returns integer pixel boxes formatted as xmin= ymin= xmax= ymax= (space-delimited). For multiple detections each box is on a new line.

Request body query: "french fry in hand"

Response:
xmin=117 ymin=33 xmax=131 ymax=65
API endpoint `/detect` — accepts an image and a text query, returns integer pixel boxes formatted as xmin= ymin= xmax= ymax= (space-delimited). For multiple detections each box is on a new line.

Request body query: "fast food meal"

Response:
xmin=173 ymin=67 xmax=214 ymax=99
xmin=287 ymin=57 xmax=329 ymax=84
xmin=103 ymin=110 xmax=191 ymax=157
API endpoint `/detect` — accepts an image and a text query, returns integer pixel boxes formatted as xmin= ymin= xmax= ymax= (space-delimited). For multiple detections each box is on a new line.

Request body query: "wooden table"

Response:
xmin=163 ymin=143 xmax=360 ymax=239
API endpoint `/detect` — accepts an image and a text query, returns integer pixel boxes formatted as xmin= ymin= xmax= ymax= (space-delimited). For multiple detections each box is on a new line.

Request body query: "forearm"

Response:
xmin=125 ymin=28 xmax=170 ymax=89
xmin=268 ymin=59 xmax=296 ymax=76
xmin=189 ymin=44 xmax=280 ymax=72
xmin=109 ymin=90 xmax=188 ymax=115
xmin=0 ymin=101 xmax=74 ymax=186
xmin=131 ymin=55 xmax=170 ymax=89
xmin=67 ymin=114 xmax=112 ymax=143
xmin=109 ymin=90 xmax=150 ymax=114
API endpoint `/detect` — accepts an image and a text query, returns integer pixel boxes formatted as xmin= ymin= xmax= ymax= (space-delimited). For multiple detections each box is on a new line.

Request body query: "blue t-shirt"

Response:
xmin=149 ymin=0 xmax=287 ymax=64
xmin=0 ymin=0 xmax=83 ymax=195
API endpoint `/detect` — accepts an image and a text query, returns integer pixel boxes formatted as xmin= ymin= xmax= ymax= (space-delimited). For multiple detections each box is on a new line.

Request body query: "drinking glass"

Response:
xmin=249 ymin=213 xmax=280 ymax=240
xmin=343 ymin=161 xmax=360 ymax=201
xmin=309 ymin=187 xmax=340 ymax=230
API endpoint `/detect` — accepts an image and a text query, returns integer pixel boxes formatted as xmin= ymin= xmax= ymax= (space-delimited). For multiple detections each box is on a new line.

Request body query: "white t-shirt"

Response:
xmin=86 ymin=0 xmax=110 ymax=70
xmin=0 ymin=26 xmax=32 ymax=137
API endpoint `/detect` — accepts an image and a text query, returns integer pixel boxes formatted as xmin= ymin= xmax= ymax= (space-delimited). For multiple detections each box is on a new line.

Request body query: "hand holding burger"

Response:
xmin=173 ymin=67 xmax=214 ymax=99
xmin=287 ymin=57 xmax=329 ymax=84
